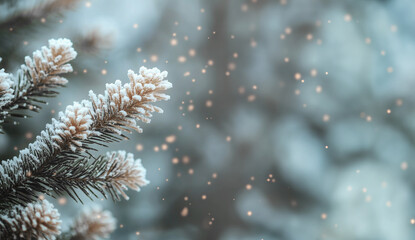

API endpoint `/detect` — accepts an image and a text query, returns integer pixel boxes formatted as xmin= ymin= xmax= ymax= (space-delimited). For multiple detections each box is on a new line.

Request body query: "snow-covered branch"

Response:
xmin=0 ymin=38 xmax=77 ymax=130
xmin=0 ymin=67 xmax=171 ymax=209
xmin=104 ymin=151 xmax=149 ymax=200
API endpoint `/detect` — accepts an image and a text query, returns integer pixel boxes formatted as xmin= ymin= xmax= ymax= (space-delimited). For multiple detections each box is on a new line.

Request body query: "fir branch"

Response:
xmin=0 ymin=199 xmax=61 ymax=240
xmin=102 ymin=151 xmax=149 ymax=200
xmin=33 ymin=151 xmax=149 ymax=203
xmin=0 ymin=38 xmax=77 ymax=130
xmin=0 ymin=67 xmax=171 ymax=210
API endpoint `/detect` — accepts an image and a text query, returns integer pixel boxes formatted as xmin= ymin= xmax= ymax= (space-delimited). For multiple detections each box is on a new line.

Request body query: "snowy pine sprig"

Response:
xmin=0 ymin=38 xmax=77 ymax=131
xmin=104 ymin=151 xmax=149 ymax=200
xmin=0 ymin=66 xmax=171 ymax=210
xmin=0 ymin=199 xmax=61 ymax=240
xmin=26 ymin=151 xmax=149 ymax=203
xmin=0 ymin=35 xmax=171 ymax=239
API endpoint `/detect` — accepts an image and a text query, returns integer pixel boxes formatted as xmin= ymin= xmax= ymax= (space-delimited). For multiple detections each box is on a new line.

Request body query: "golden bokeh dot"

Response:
xmin=161 ymin=144 xmax=168 ymax=151
xmin=166 ymin=135 xmax=176 ymax=143
xmin=310 ymin=69 xmax=318 ymax=77
xmin=150 ymin=55 xmax=158 ymax=62
xmin=189 ymin=49 xmax=196 ymax=57
xmin=344 ymin=14 xmax=352 ymax=22
xmin=58 ymin=197 xmax=67 ymax=205
xmin=181 ymin=207 xmax=189 ymax=217
xmin=182 ymin=156 xmax=190 ymax=164
xmin=25 ymin=132 xmax=33 ymax=139
xmin=401 ymin=162 xmax=408 ymax=170
xmin=316 ymin=85 xmax=322 ymax=93
xmin=136 ymin=144 xmax=143 ymax=151
xmin=178 ymin=56 xmax=187 ymax=63
xmin=206 ymin=100 xmax=213 ymax=108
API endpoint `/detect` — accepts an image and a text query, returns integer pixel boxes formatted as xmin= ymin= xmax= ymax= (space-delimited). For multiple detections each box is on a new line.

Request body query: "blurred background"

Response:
xmin=1 ymin=0 xmax=415 ymax=239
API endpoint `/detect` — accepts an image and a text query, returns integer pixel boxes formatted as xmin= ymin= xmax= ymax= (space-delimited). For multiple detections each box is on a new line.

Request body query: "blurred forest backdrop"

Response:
xmin=1 ymin=0 xmax=415 ymax=239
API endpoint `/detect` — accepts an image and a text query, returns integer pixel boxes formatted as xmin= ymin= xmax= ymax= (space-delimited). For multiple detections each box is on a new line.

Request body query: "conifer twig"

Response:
xmin=32 ymin=151 xmax=149 ymax=203
xmin=0 ymin=38 xmax=77 ymax=130
xmin=0 ymin=66 xmax=171 ymax=209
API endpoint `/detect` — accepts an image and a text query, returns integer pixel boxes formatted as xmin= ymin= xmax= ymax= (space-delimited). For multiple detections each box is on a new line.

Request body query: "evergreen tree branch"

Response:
xmin=0 ymin=151 xmax=147 ymax=238
xmin=34 ymin=151 xmax=149 ymax=203
xmin=0 ymin=38 xmax=77 ymax=131
xmin=0 ymin=67 xmax=171 ymax=210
